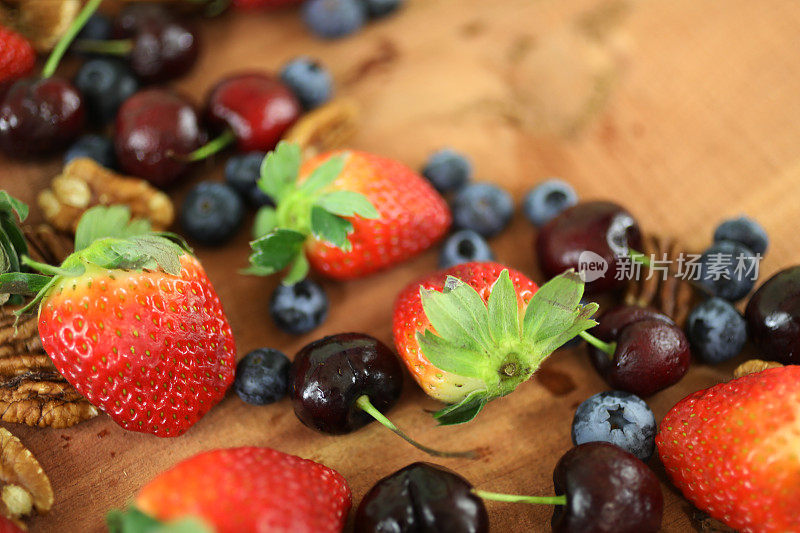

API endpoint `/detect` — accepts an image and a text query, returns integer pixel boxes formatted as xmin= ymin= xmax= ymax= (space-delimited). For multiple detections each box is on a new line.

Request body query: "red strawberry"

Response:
xmin=657 ymin=366 xmax=800 ymax=533
xmin=1 ymin=206 xmax=235 ymax=437
xmin=108 ymin=447 xmax=351 ymax=533
xmin=0 ymin=27 xmax=34 ymax=84
xmin=232 ymin=0 xmax=304 ymax=8
xmin=248 ymin=142 xmax=450 ymax=283
xmin=0 ymin=516 xmax=24 ymax=533
xmin=392 ymin=262 xmax=597 ymax=424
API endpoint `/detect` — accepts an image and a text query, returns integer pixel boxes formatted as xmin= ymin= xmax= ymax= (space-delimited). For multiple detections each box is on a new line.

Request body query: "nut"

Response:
xmin=0 ymin=0 xmax=81 ymax=52
xmin=733 ymin=359 xmax=783 ymax=380
xmin=282 ymin=99 xmax=360 ymax=159
xmin=38 ymin=158 xmax=175 ymax=234
xmin=0 ymin=427 xmax=53 ymax=526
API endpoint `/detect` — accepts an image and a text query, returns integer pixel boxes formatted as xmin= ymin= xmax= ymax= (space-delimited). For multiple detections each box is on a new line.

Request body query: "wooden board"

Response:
xmin=2 ymin=0 xmax=800 ymax=530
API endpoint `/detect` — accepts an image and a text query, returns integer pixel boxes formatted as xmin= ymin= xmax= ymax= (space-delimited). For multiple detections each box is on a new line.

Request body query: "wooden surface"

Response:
xmin=2 ymin=0 xmax=800 ymax=530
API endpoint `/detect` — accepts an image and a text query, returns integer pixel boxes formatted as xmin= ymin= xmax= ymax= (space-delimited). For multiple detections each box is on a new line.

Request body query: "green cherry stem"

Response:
xmin=42 ymin=0 xmax=104 ymax=78
xmin=71 ymin=39 xmax=134 ymax=55
xmin=173 ymin=130 xmax=237 ymax=162
xmin=474 ymin=490 xmax=567 ymax=506
xmin=355 ymin=395 xmax=476 ymax=459
xmin=579 ymin=331 xmax=617 ymax=359
xmin=629 ymin=249 xmax=651 ymax=267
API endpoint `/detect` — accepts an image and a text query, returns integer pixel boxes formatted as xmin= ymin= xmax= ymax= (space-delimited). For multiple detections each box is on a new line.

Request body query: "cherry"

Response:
xmin=745 ymin=265 xmax=800 ymax=364
xmin=114 ymin=89 xmax=205 ymax=188
xmin=536 ymin=201 xmax=643 ymax=294
xmin=581 ymin=305 xmax=690 ymax=396
xmin=354 ymin=462 xmax=489 ymax=533
xmin=291 ymin=332 xmax=472 ymax=458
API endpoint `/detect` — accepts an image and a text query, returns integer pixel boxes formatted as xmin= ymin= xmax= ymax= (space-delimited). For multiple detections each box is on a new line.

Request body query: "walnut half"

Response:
xmin=0 ymin=427 xmax=53 ymax=529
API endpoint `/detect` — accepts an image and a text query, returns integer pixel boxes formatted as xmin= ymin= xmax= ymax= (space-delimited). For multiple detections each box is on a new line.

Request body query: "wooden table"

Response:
xmin=3 ymin=0 xmax=800 ymax=530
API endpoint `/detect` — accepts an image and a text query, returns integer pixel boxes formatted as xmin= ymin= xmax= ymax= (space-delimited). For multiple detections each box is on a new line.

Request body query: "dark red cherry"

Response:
xmin=354 ymin=462 xmax=489 ymax=533
xmin=291 ymin=332 xmax=403 ymax=435
xmin=114 ymin=88 xmax=204 ymax=188
xmin=551 ymin=442 xmax=663 ymax=533
xmin=205 ymin=73 xmax=301 ymax=152
xmin=745 ymin=265 xmax=800 ymax=364
xmin=0 ymin=77 xmax=85 ymax=156
xmin=586 ymin=306 xmax=690 ymax=396
xmin=536 ymin=201 xmax=642 ymax=294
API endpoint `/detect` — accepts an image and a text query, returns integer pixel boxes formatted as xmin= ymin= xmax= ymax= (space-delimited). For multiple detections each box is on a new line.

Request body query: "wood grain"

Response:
xmin=2 ymin=0 xmax=799 ymax=530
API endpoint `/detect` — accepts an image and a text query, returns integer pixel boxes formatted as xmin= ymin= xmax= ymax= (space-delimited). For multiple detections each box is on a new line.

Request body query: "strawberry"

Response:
xmin=247 ymin=142 xmax=451 ymax=283
xmin=0 ymin=27 xmax=34 ymax=85
xmin=232 ymin=0 xmax=305 ymax=8
xmin=0 ymin=206 xmax=236 ymax=437
xmin=657 ymin=366 xmax=800 ymax=533
xmin=392 ymin=262 xmax=598 ymax=424
xmin=0 ymin=516 xmax=24 ymax=533
xmin=108 ymin=447 xmax=351 ymax=533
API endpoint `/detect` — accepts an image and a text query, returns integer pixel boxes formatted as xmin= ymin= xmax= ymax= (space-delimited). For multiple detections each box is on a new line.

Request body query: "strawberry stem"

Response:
xmin=42 ymin=0 xmax=105 ymax=78
xmin=474 ymin=490 xmax=567 ymax=506
xmin=175 ymin=130 xmax=237 ymax=162
xmin=355 ymin=395 xmax=475 ymax=459
xmin=72 ymin=39 xmax=134 ymax=55
xmin=579 ymin=331 xmax=616 ymax=358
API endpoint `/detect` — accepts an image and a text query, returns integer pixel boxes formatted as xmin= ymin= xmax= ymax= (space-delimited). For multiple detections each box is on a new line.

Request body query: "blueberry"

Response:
xmin=64 ymin=135 xmax=115 ymax=168
xmin=697 ymin=240 xmax=758 ymax=301
xmin=439 ymin=230 xmax=494 ymax=268
xmin=571 ymin=390 xmax=656 ymax=462
xmin=714 ymin=216 xmax=768 ymax=255
xmin=303 ymin=0 xmax=366 ymax=39
xmin=280 ymin=57 xmax=333 ymax=110
xmin=180 ymin=182 xmax=244 ymax=246
xmin=362 ymin=0 xmax=404 ymax=18
xmin=270 ymin=279 xmax=329 ymax=335
xmin=77 ymin=13 xmax=113 ymax=42
xmin=451 ymin=182 xmax=514 ymax=237
xmin=224 ymin=152 xmax=274 ymax=207
xmin=233 ymin=348 xmax=291 ymax=405
xmin=522 ymin=179 xmax=578 ymax=227
xmin=421 ymin=149 xmax=472 ymax=194
xmin=74 ymin=58 xmax=139 ymax=125
xmin=686 ymin=297 xmax=747 ymax=364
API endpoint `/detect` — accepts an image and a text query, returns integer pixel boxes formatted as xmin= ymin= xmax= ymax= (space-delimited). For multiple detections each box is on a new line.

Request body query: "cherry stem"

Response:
xmin=355 ymin=395 xmax=475 ymax=459
xmin=174 ymin=130 xmax=237 ymax=162
xmin=42 ymin=0 xmax=105 ymax=78
xmin=579 ymin=331 xmax=617 ymax=358
xmin=72 ymin=39 xmax=134 ymax=56
xmin=474 ymin=490 xmax=567 ymax=506
xmin=629 ymin=249 xmax=651 ymax=267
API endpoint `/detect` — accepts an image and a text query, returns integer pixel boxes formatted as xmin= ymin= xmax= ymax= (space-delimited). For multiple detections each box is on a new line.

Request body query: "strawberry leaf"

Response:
xmin=283 ymin=254 xmax=310 ymax=286
xmin=433 ymin=390 xmax=489 ymax=425
xmin=487 ymin=269 xmax=520 ymax=348
xmin=74 ymin=206 xmax=152 ymax=252
xmin=107 ymin=507 xmax=212 ymax=533
xmin=315 ymin=190 xmax=379 ymax=219
xmin=248 ymin=229 xmax=306 ymax=276
xmin=0 ymin=273 xmax=52 ymax=296
xmin=522 ymin=269 xmax=586 ymax=346
xmin=0 ymin=192 xmax=28 ymax=223
xmin=258 ymin=141 xmax=302 ymax=203
xmin=416 ymin=330 xmax=488 ymax=378
xmin=252 ymin=206 xmax=278 ymax=239
xmin=298 ymin=155 xmax=346 ymax=194
xmin=310 ymin=206 xmax=353 ymax=251
xmin=420 ymin=277 xmax=492 ymax=354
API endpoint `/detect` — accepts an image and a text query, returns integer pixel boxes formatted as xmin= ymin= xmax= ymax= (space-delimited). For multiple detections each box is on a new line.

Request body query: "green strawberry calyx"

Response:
xmin=107 ymin=507 xmax=212 ymax=533
xmin=246 ymin=141 xmax=379 ymax=285
xmin=418 ymin=269 xmax=599 ymax=425
xmin=0 ymin=205 xmax=190 ymax=316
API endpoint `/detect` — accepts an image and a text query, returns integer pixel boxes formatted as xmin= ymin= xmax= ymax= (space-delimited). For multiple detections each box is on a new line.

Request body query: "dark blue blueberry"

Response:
xmin=233 ymin=348 xmax=291 ymax=405
xmin=74 ymin=58 xmax=139 ymax=125
xmin=451 ymin=182 xmax=514 ymax=238
xmin=179 ymin=182 xmax=244 ymax=246
xmin=571 ymin=390 xmax=656 ymax=462
xmin=686 ymin=297 xmax=747 ymax=364
xmin=522 ymin=179 xmax=578 ymax=227
xmin=421 ymin=149 xmax=472 ymax=194
xmin=270 ymin=279 xmax=329 ymax=335
xmin=224 ymin=152 xmax=274 ymax=207
xmin=439 ymin=230 xmax=494 ymax=268
xmin=64 ymin=135 xmax=116 ymax=168
xmin=280 ymin=57 xmax=333 ymax=110
xmin=697 ymin=240 xmax=758 ymax=301
xmin=303 ymin=0 xmax=366 ymax=39
xmin=76 ymin=13 xmax=113 ymax=42
xmin=362 ymin=0 xmax=404 ymax=18
xmin=714 ymin=216 xmax=768 ymax=255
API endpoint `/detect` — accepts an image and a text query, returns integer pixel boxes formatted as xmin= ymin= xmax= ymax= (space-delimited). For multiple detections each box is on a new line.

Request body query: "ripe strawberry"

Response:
xmin=0 ymin=206 xmax=235 ymax=437
xmin=0 ymin=27 xmax=35 ymax=84
xmin=248 ymin=142 xmax=450 ymax=283
xmin=657 ymin=366 xmax=800 ymax=533
xmin=108 ymin=447 xmax=351 ymax=533
xmin=392 ymin=262 xmax=598 ymax=424
xmin=233 ymin=0 xmax=304 ymax=8
xmin=0 ymin=516 xmax=24 ymax=533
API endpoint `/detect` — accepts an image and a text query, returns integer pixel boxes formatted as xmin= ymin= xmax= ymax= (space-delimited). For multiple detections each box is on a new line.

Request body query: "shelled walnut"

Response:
xmin=0 ymin=0 xmax=81 ymax=52
xmin=282 ymin=99 xmax=360 ymax=159
xmin=733 ymin=359 xmax=783 ymax=379
xmin=37 ymin=158 xmax=174 ymax=234
xmin=0 ymin=427 xmax=53 ymax=529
